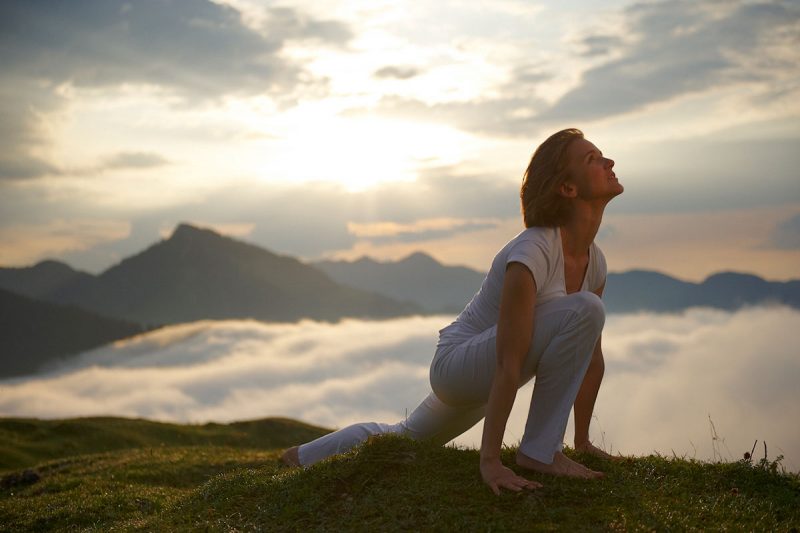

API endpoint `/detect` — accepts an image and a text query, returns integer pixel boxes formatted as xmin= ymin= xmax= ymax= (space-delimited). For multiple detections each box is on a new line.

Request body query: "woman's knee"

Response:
xmin=569 ymin=291 xmax=606 ymax=332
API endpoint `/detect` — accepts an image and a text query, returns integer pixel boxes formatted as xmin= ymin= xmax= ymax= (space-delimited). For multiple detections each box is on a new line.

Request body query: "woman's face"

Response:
xmin=564 ymin=137 xmax=624 ymax=201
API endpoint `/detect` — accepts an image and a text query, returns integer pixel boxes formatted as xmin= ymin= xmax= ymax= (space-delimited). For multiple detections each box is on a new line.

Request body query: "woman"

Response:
xmin=282 ymin=128 xmax=623 ymax=495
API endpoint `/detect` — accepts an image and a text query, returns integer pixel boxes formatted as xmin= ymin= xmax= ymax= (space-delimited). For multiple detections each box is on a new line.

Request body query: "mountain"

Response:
xmin=0 ymin=260 xmax=94 ymax=300
xmin=48 ymin=224 xmax=421 ymax=324
xmin=0 ymin=288 xmax=146 ymax=378
xmin=314 ymin=252 xmax=485 ymax=313
xmin=314 ymin=256 xmax=800 ymax=314
xmin=604 ymin=270 xmax=800 ymax=313
xmin=3 ymin=230 xmax=797 ymax=327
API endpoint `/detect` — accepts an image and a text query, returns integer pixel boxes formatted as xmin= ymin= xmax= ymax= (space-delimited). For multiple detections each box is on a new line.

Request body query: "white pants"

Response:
xmin=297 ymin=291 xmax=605 ymax=466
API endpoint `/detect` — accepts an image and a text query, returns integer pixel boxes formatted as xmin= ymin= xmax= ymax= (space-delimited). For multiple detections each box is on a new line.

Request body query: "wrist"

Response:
xmin=480 ymin=454 xmax=501 ymax=465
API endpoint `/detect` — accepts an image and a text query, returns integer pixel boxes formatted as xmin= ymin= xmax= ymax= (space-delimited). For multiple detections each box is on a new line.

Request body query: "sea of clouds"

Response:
xmin=1 ymin=306 xmax=798 ymax=471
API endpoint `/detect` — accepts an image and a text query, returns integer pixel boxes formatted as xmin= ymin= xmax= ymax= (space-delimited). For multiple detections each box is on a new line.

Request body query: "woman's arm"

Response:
xmin=479 ymin=261 xmax=540 ymax=494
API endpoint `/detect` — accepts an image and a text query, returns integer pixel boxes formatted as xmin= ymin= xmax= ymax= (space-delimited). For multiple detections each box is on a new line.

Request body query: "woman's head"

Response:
xmin=520 ymin=128 xmax=585 ymax=228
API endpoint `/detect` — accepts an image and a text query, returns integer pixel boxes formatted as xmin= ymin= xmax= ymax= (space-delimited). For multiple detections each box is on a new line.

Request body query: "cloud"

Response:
xmin=0 ymin=0 xmax=353 ymax=181
xmin=230 ymin=169 xmax=518 ymax=260
xmin=358 ymin=0 xmax=799 ymax=137
xmin=769 ymin=213 xmax=800 ymax=249
xmin=102 ymin=151 xmax=171 ymax=170
xmin=591 ymin=306 xmax=800 ymax=469
xmin=0 ymin=0 xmax=351 ymax=101
xmin=0 ymin=80 xmax=65 ymax=181
xmin=374 ymin=66 xmax=421 ymax=80
xmin=138 ymin=167 xmax=517 ymax=260
xmin=0 ymin=316 xmax=441 ymax=425
xmin=55 ymin=150 xmax=174 ymax=179
xmin=609 ymin=137 xmax=800 ymax=215
xmin=0 ymin=219 xmax=131 ymax=267
xmin=576 ymin=35 xmax=625 ymax=58
xmin=349 ymin=85 xmax=549 ymax=138
xmin=542 ymin=0 xmax=800 ymax=122
xmin=0 ymin=306 xmax=798 ymax=472
xmin=346 ymin=217 xmax=501 ymax=245
xmin=0 ymin=155 xmax=60 ymax=181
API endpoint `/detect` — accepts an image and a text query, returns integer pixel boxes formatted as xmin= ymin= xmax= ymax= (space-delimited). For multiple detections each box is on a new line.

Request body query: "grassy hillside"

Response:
xmin=0 ymin=417 xmax=329 ymax=472
xmin=0 ymin=418 xmax=797 ymax=531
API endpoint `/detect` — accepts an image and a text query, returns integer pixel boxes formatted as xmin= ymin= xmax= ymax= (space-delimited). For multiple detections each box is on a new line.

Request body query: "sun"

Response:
xmin=261 ymin=112 xmax=474 ymax=191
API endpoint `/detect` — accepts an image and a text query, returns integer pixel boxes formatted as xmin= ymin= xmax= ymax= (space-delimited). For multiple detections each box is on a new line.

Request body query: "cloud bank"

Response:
xmin=1 ymin=306 xmax=798 ymax=471
xmin=543 ymin=0 xmax=800 ymax=123
xmin=365 ymin=0 xmax=800 ymax=136
xmin=0 ymin=0 xmax=352 ymax=180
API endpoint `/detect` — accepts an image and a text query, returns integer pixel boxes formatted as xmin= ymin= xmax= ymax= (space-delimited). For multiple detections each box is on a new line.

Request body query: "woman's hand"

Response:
xmin=480 ymin=458 xmax=542 ymax=495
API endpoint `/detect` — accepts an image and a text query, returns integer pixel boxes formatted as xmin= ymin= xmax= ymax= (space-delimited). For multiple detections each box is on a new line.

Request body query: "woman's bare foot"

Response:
xmin=575 ymin=441 xmax=623 ymax=461
xmin=281 ymin=446 xmax=301 ymax=467
xmin=516 ymin=450 xmax=604 ymax=479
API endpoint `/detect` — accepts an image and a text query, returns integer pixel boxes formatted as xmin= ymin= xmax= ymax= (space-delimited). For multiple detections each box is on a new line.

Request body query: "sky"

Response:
xmin=1 ymin=306 xmax=798 ymax=472
xmin=1 ymin=0 xmax=799 ymax=281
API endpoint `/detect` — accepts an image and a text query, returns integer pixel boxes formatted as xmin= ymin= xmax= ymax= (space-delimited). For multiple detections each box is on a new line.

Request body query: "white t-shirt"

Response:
xmin=437 ymin=226 xmax=607 ymax=346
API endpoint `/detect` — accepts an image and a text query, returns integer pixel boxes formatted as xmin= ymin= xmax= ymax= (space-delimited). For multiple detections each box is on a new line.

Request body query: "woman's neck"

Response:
xmin=560 ymin=203 xmax=606 ymax=258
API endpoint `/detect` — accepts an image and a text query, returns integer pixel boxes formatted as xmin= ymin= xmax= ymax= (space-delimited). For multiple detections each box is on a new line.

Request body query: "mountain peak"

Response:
xmin=703 ymin=271 xmax=764 ymax=284
xmin=33 ymin=259 xmax=69 ymax=267
xmin=169 ymin=223 xmax=221 ymax=241
xmin=399 ymin=252 xmax=440 ymax=267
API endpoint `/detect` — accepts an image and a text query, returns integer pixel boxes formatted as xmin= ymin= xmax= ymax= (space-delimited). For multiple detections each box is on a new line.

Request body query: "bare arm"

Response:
xmin=573 ymin=283 xmax=605 ymax=448
xmin=479 ymin=261 xmax=540 ymax=494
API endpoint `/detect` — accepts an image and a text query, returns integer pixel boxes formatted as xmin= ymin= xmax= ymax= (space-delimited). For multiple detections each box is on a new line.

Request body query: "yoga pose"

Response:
xmin=282 ymin=128 xmax=624 ymax=494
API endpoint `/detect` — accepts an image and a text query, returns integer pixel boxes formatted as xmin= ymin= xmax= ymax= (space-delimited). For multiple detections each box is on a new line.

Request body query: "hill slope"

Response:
xmin=0 ymin=421 xmax=796 ymax=531
xmin=0 ymin=416 xmax=329 ymax=472
xmin=0 ymin=288 xmax=146 ymax=378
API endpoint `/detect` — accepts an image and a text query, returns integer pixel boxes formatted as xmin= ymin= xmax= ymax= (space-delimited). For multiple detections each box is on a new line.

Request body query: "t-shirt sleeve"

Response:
xmin=589 ymin=243 xmax=608 ymax=293
xmin=506 ymin=236 xmax=551 ymax=291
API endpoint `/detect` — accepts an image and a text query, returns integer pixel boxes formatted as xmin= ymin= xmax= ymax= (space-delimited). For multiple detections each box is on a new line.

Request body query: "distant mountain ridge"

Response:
xmin=314 ymin=252 xmax=485 ymax=313
xmin=0 ymin=224 xmax=420 ymax=326
xmin=0 ymin=224 xmax=797 ymax=327
xmin=314 ymin=255 xmax=800 ymax=314
xmin=603 ymin=270 xmax=800 ymax=313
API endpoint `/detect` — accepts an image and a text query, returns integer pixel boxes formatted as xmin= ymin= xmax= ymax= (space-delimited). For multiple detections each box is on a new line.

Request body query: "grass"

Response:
xmin=0 ymin=416 xmax=329 ymax=471
xmin=0 ymin=417 xmax=798 ymax=531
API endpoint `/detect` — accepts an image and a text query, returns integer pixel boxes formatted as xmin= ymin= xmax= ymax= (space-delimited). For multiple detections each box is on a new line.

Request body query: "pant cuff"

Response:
xmin=518 ymin=441 xmax=558 ymax=464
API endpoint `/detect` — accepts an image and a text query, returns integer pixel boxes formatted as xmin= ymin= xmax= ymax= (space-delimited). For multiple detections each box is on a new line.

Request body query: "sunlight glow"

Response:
xmin=262 ymin=114 xmax=475 ymax=191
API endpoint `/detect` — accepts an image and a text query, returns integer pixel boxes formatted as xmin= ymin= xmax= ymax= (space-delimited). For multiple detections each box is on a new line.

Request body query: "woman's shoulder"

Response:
xmin=508 ymin=226 xmax=558 ymax=247
xmin=501 ymin=226 xmax=559 ymax=261
xmin=493 ymin=226 xmax=560 ymax=283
